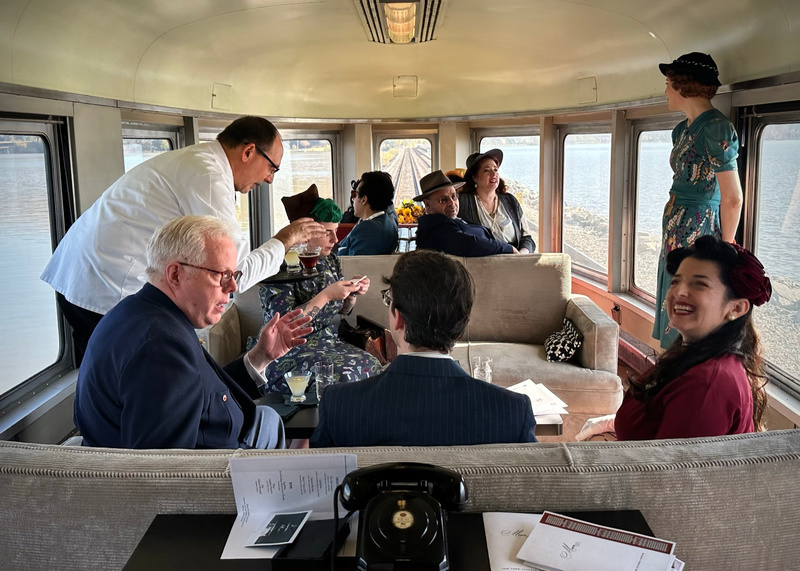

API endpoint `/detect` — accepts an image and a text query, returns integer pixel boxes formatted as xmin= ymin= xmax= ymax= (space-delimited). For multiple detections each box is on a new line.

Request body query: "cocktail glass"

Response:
xmin=299 ymin=245 xmax=322 ymax=275
xmin=285 ymin=370 xmax=312 ymax=403
xmin=284 ymin=246 xmax=302 ymax=273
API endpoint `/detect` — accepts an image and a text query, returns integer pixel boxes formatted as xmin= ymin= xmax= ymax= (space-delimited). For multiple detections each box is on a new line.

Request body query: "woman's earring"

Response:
xmin=728 ymin=314 xmax=736 ymax=321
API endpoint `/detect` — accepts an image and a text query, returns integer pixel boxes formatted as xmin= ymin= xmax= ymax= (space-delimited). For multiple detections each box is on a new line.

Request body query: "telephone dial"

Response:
xmin=340 ymin=462 xmax=468 ymax=571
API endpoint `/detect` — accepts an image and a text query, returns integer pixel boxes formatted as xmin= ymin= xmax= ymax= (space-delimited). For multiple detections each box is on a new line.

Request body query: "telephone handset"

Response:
xmin=340 ymin=462 xmax=468 ymax=571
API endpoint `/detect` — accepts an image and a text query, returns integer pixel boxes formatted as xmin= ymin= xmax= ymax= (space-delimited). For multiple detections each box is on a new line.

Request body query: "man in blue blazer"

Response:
xmin=310 ymin=249 xmax=536 ymax=447
xmin=74 ymin=215 xmax=312 ymax=449
xmin=338 ymin=171 xmax=399 ymax=256
xmin=414 ymin=170 xmax=516 ymax=257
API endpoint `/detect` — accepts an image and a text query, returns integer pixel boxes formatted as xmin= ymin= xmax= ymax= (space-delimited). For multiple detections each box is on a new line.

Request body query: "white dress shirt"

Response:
xmin=41 ymin=140 xmax=283 ymax=314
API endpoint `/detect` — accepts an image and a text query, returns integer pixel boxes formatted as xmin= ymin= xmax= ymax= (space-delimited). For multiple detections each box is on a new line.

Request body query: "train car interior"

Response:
xmin=1 ymin=1 xmax=799 ymax=569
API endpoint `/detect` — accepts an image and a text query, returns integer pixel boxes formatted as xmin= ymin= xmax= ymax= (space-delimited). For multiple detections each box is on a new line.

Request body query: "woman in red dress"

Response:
xmin=578 ymin=235 xmax=771 ymax=440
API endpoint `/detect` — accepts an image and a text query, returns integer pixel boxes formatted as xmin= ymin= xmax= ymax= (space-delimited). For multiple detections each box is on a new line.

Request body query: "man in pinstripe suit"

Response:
xmin=310 ymin=250 xmax=536 ymax=447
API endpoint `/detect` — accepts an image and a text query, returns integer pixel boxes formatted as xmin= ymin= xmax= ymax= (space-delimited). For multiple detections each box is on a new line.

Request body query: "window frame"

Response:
xmin=0 ymin=116 xmax=74 ymax=426
xmin=743 ymin=105 xmax=800 ymax=399
xmin=626 ymin=117 xmax=681 ymax=304
xmin=557 ymin=122 xmax=613 ymax=284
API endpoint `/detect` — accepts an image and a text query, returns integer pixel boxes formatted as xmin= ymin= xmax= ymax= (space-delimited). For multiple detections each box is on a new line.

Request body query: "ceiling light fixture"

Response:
xmin=352 ymin=0 xmax=449 ymax=45
xmin=384 ymin=2 xmax=416 ymax=44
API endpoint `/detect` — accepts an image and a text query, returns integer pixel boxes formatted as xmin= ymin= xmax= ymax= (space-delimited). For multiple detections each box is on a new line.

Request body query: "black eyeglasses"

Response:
xmin=380 ymin=288 xmax=393 ymax=308
xmin=179 ymin=262 xmax=242 ymax=287
xmin=255 ymin=146 xmax=280 ymax=175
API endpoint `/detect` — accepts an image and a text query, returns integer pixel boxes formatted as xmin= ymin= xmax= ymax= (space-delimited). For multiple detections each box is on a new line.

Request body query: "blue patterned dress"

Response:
xmin=251 ymin=255 xmax=382 ymax=393
xmin=653 ymin=109 xmax=739 ymax=348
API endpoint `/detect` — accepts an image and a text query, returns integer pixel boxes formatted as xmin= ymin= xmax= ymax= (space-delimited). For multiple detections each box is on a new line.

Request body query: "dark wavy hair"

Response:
xmin=632 ymin=235 xmax=767 ymax=430
xmin=217 ymin=116 xmax=280 ymax=150
xmin=666 ymin=71 xmax=718 ymax=99
xmin=462 ymin=156 xmax=507 ymax=195
xmin=383 ymin=250 xmax=474 ymax=352
xmin=357 ymin=171 xmax=395 ymax=211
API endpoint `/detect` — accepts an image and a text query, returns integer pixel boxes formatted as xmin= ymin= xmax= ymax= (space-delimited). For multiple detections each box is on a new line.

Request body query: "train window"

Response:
xmin=753 ymin=122 xmax=800 ymax=384
xmin=479 ymin=135 xmax=540 ymax=230
xmin=379 ymin=138 xmax=433 ymax=204
xmin=562 ymin=132 xmax=611 ymax=275
xmin=633 ymin=130 xmax=673 ymax=296
xmin=270 ymin=138 xmax=334 ymax=232
xmin=0 ymin=132 xmax=61 ymax=396
xmin=122 ymin=138 xmax=173 ymax=172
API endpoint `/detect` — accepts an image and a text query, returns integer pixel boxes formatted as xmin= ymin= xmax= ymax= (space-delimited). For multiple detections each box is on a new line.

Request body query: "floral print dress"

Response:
xmin=251 ymin=255 xmax=382 ymax=393
xmin=653 ymin=109 xmax=739 ymax=348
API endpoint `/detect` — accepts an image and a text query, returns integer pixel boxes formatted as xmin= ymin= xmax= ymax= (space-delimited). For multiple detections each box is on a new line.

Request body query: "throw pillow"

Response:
xmin=545 ymin=318 xmax=583 ymax=362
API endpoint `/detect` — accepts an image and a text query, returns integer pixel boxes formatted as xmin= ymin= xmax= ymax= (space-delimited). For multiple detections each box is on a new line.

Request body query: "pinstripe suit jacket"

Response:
xmin=309 ymin=355 xmax=536 ymax=447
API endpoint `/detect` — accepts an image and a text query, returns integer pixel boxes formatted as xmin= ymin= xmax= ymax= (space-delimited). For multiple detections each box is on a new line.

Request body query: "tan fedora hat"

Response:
xmin=413 ymin=170 xmax=465 ymax=201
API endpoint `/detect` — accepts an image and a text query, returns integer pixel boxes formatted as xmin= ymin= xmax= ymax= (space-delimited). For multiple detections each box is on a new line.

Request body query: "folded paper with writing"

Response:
xmin=516 ymin=512 xmax=675 ymax=571
xmin=507 ymin=380 xmax=568 ymax=416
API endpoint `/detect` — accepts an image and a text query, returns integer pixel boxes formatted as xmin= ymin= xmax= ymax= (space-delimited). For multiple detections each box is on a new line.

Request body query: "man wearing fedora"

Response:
xmin=414 ymin=170 xmax=516 ymax=256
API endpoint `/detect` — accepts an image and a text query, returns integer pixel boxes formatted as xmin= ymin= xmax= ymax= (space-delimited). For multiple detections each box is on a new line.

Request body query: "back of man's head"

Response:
xmin=383 ymin=250 xmax=474 ymax=352
xmin=217 ymin=116 xmax=280 ymax=151
xmin=358 ymin=171 xmax=395 ymax=211
xmin=146 ymin=215 xmax=233 ymax=279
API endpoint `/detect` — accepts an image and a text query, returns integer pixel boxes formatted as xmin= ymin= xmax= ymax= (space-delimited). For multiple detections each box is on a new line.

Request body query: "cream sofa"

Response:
xmin=2 ymin=431 xmax=799 ymax=570
xmin=209 ymin=254 xmax=622 ymax=440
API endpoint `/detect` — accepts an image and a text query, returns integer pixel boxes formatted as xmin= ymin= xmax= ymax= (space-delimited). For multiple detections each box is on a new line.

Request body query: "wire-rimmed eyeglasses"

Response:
xmin=255 ymin=146 xmax=280 ymax=175
xmin=179 ymin=262 xmax=242 ymax=287
xmin=380 ymin=288 xmax=393 ymax=308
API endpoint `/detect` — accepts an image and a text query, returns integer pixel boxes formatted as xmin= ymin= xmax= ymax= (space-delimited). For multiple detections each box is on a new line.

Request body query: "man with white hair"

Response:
xmin=74 ymin=215 xmax=312 ymax=449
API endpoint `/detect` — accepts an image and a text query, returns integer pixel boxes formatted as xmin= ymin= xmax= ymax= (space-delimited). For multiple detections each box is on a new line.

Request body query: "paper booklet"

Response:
xmin=515 ymin=512 xmax=676 ymax=571
xmin=506 ymin=380 xmax=568 ymax=416
xmin=221 ymin=453 xmax=357 ymax=560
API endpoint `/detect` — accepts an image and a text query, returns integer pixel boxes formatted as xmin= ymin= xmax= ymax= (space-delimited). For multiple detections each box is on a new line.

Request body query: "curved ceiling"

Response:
xmin=2 ymin=0 xmax=799 ymax=119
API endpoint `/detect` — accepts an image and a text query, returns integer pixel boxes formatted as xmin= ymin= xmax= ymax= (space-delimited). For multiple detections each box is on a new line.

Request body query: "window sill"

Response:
xmin=0 ymin=369 xmax=77 ymax=440
xmin=766 ymin=382 xmax=800 ymax=428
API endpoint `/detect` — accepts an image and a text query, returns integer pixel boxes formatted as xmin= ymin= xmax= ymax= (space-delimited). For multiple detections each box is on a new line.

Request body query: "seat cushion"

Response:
xmin=465 ymin=342 xmax=622 ymax=414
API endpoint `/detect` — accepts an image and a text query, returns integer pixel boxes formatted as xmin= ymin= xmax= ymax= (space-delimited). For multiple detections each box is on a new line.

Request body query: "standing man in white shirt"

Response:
xmin=41 ymin=115 xmax=323 ymax=363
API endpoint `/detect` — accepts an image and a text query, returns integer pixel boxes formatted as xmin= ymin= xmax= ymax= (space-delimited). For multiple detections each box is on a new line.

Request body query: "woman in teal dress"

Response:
xmin=252 ymin=197 xmax=382 ymax=393
xmin=653 ymin=52 xmax=744 ymax=348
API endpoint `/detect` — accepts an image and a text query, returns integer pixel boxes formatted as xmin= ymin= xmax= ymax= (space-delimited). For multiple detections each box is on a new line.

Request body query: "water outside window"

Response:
xmin=479 ymin=136 xmax=540 ymax=232
xmin=123 ymin=138 xmax=173 ymax=172
xmin=0 ymin=135 xmax=60 ymax=394
xmin=270 ymin=139 xmax=333 ymax=232
xmin=634 ymin=131 xmax=674 ymax=296
xmin=562 ymin=133 xmax=611 ymax=274
xmin=754 ymin=123 xmax=800 ymax=382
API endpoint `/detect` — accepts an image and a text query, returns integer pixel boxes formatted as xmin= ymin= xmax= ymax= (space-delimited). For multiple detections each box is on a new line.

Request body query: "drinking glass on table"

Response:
xmin=298 ymin=244 xmax=322 ymax=275
xmin=284 ymin=246 xmax=302 ymax=273
xmin=312 ymin=360 xmax=335 ymax=401
xmin=472 ymin=356 xmax=492 ymax=383
xmin=285 ymin=370 xmax=312 ymax=403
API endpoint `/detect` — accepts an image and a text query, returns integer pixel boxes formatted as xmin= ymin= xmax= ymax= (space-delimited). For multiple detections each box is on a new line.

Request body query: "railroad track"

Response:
xmin=385 ymin=147 xmax=432 ymax=202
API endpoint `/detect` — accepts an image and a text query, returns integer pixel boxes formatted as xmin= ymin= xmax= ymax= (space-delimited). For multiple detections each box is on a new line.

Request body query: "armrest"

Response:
xmin=208 ymin=303 xmax=243 ymax=366
xmin=565 ymin=294 xmax=618 ymax=374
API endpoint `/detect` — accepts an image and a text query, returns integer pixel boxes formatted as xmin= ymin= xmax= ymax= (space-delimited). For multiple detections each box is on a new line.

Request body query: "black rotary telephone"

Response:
xmin=340 ymin=462 xmax=468 ymax=571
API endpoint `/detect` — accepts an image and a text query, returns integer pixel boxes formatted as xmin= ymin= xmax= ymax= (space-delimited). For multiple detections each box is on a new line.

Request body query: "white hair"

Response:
xmin=145 ymin=215 xmax=235 ymax=278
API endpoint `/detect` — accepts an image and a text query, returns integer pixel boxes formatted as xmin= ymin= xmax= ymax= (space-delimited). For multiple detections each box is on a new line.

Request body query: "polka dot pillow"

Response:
xmin=544 ymin=318 xmax=583 ymax=362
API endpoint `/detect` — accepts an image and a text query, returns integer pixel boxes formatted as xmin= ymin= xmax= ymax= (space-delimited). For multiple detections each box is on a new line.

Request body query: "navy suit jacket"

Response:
xmin=310 ymin=355 xmax=536 ymax=447
xmin=415 ymin=213 xmax=514 ymax=256
xmin=338 ymin=212 xmax=399 ymax=256
xmin=74 ymin=283 xmax=260 ymax=449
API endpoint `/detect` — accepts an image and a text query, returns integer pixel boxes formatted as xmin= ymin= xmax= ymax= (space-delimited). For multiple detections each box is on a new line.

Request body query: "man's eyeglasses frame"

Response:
xmin=255 ymin=146 xmax=280 ymax=175
xmin=179 ymin=262 xmax=242 ymax=288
